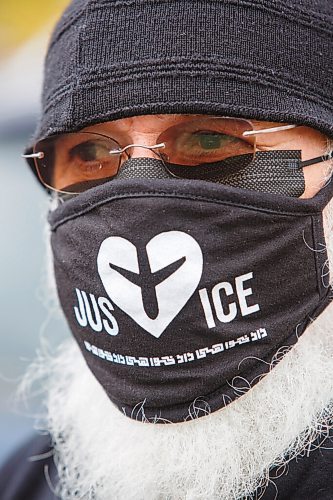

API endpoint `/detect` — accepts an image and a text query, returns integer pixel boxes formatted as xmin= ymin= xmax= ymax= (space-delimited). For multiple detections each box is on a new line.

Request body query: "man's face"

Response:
xmin=26 ymin=112 xmax=333 ymax=499
xmin=43 ymin=114 xmax=332 ymax=198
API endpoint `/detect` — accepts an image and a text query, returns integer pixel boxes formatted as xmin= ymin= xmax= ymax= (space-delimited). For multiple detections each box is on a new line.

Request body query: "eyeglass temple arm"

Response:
xmin=242 ymin=124 xmax=298 ymax=136
xmin=243 ymin=124 xmax=332 ymax=167
xmin=22 ymin=152 xmax=44 ymax=159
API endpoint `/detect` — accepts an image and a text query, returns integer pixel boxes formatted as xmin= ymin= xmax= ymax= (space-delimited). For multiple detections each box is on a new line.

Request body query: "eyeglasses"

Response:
xmin=23 ymin=116 xmax=331 ymax=195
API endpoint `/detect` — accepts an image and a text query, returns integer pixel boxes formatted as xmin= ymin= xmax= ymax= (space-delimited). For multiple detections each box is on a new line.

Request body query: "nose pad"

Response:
xmin=116 ymin=157 xmax=174 ymax=180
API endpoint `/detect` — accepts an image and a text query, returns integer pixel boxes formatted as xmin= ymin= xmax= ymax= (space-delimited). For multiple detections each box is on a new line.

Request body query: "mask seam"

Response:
xmin=311 ymin=214 xmax=330 ymax=299
xmin=49 ymin=192 xmax=322 ymax=231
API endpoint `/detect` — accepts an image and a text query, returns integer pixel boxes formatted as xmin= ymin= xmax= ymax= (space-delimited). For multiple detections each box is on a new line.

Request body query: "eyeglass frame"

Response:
xmin=22 ymin=121 xmax=332 ymax=194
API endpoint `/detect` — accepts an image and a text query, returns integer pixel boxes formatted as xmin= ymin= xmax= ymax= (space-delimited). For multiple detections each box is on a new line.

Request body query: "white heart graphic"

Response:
xmin=97 ymin=231 xmax=203 ymax=338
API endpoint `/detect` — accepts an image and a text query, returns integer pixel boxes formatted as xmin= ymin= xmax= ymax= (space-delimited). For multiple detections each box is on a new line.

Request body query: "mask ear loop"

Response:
xmin=301 ymin=155 xmax=332 ymax=168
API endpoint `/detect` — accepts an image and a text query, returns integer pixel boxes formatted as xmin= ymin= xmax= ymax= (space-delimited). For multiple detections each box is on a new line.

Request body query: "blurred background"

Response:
xmin=0 ymin=0 xmax=69 ymax=467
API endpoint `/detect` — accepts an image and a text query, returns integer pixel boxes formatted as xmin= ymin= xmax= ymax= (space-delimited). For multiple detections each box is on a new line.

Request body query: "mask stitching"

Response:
xmin=49 ymin=191 xmax=327 ymax=231
xmin=309 ymin=215 xmax=331 ymax=297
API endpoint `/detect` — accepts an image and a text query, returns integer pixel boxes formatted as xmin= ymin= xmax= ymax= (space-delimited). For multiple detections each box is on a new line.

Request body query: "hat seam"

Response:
xmin=42 ymin=63 xmax=333 ymax=113
xmin=47 ymin=2 xmax=90 ymax=52
xmin=78 ymin=58 xmax=333 ymax=83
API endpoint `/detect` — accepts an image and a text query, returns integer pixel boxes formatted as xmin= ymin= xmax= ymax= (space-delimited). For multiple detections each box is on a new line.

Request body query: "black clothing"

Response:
xmin=27 ymin=0 xmax=333 ymax=152
xmin=0 ymin=434 xmax=58 ymax=500
xmin=0 ymin=431 xmax=332 ymax=499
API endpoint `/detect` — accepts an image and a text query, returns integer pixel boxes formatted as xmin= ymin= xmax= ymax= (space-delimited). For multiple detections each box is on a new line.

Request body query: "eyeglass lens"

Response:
xmin=33 ymin=117 xmax=255 ymax=194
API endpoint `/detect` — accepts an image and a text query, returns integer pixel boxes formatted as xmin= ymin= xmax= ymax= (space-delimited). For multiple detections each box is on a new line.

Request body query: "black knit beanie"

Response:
xmin=33 ymin=0 xmax=333 ymax=143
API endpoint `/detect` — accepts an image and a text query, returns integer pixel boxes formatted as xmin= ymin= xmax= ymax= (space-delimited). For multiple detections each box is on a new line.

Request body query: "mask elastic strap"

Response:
xmin=301 ymin=154 xmax=332 ymax=168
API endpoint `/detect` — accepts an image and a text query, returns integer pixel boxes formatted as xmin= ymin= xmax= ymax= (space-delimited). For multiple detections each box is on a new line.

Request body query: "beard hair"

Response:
xmin=19 ymin=195 xmax=333 ymax=500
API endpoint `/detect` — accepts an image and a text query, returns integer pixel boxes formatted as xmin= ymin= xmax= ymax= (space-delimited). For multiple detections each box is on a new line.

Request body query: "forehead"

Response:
xmin=83 ymin=114 xmax=289 ymax=134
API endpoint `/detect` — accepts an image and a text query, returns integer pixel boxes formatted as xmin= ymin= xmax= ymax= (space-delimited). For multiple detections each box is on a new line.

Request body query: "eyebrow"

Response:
xmin=154 ymin=113 xmax=186 ymax=120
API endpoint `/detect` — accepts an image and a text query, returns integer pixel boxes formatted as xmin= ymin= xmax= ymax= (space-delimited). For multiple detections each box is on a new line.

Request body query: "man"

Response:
xmin=1 ymin=0 xmax=332 ymax=499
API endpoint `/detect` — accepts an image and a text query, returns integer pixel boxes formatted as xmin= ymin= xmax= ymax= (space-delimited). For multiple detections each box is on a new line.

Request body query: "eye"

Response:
xmin=65 ymin=138 xmax=119 ymax=178
xmin=157 ymin=117 xmax=255 ymax=166
xmin=69 ymin=140 xmax=110 ymax=162
xmin=194 ymin=132 xmax=238 ymax=150
xmin=172 ymin=130 xmax=251 ymax=164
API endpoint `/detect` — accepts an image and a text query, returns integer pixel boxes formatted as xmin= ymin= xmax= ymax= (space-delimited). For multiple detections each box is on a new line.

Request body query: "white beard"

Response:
xmin=20 ymin=198 xmax=333 ymax=500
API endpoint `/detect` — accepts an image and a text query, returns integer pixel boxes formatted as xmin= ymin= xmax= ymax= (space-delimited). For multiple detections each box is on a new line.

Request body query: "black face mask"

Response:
xmin=49 ymin=168 xmax=333 ymax=423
